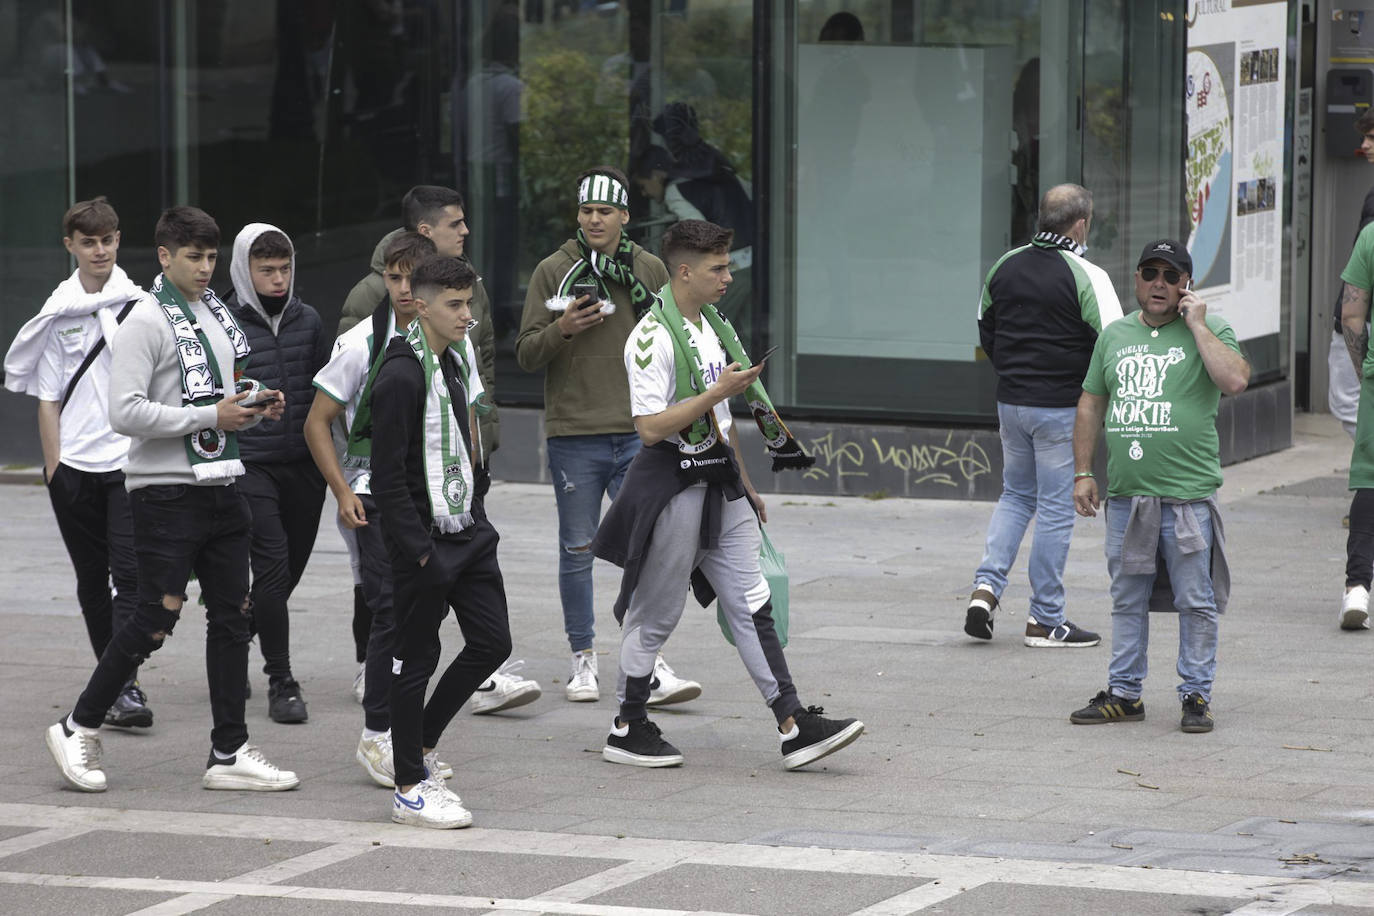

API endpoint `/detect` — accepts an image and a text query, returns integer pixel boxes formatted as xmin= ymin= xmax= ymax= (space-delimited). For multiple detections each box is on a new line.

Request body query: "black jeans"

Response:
xmin=46 ymin=463 xmax=138 ymax=660
xmin=239 ymin=459 xmax=326 ymax=682
xmin=73 ymin=483 xmax=253 ymax=753
xmin=1348 ymin=488 xmax=1374 ymax=589
xmin=389 ymin=519 xmax=511 ymax=787
xmin=356 ymin=493 xmax=397 ymax=733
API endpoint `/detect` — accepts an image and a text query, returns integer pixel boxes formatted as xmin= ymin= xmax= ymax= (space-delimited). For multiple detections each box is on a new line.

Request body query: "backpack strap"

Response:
xmin=60 ymin=300 xmax=136 ymax=413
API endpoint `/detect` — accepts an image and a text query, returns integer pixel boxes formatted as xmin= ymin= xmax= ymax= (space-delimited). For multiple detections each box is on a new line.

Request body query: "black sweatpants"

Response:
xmin=239 ymin=459 xmax=326 ymax=682
xmin=356 ymin=493 xmax=397 ymax=733
xmin=389 ymin=519 xmax=511 ymax=788
xmin=46 ymin=464 xmax=138 ymax=660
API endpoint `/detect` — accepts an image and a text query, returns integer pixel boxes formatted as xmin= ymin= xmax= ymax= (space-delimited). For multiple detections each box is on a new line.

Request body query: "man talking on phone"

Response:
xmin=516 ymin=166 xmax=701 ymax=705
xmin=1069 ymin=240 xmax=1249 ymax=733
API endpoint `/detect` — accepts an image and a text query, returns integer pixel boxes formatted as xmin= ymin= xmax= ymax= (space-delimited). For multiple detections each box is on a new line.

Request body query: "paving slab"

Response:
xmin=584 ymin=862 xmax=931 ymax=916
xmin=919 ymin=883 xmax=1241 ymax=915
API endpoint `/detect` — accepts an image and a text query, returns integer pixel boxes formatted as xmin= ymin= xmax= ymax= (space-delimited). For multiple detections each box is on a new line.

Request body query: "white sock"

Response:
xmin=213 ymin=746 xmax=236 ymax=761
xmin=363 ymin=727 xmax=386 ymax=740
xmin=66 ymin=713 xmax=97 ymax=736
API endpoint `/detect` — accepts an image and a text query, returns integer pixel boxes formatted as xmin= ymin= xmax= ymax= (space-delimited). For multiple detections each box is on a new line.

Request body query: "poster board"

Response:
xmin=1185 ymin=0 xmax=1287 ymax=342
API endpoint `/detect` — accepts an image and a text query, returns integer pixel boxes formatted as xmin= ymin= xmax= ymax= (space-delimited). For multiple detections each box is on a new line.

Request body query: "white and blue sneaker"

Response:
xmin=391 ymin=778 xmax=472 ymax=829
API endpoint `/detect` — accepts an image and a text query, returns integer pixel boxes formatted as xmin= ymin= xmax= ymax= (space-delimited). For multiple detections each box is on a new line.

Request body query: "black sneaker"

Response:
xmin=964 ymin=583 xmax=997 ymax=639
xmin=1025 ymin=618 xmax=1100 ymax=648
xmin=1070 ymin=690 xmax=1145 ymax=724
xmin=268 ymin=677 xmax=308 ymax=724
xmin=602 ymin=717 xmax=684 ymax=767
xmin=105 ymin=681 xmax=153 ymax=729
xmin=1180 ymin=693 xmax=1214 ymax=733
xmin=781 ymin=706 xmax=864 ymax=770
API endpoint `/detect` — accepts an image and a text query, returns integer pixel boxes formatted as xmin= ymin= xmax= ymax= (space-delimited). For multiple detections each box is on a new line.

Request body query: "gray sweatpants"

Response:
xmin=616 ymin=484 xmax=800 ymax=724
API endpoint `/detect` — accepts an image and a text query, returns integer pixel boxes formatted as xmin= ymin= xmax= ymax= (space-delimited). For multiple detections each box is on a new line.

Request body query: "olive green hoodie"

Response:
xmin=515 ymin=237 xmax=668 ymax=438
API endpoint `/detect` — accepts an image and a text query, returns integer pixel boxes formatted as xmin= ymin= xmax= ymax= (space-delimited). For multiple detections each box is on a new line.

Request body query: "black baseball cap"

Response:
xmin=1137 ymin=239 xmax=1192 ymax=275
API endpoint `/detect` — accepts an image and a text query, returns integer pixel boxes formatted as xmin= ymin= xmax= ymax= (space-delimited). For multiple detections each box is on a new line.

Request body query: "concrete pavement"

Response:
xmin=3 ymin=414 xmax=1374 ymax=914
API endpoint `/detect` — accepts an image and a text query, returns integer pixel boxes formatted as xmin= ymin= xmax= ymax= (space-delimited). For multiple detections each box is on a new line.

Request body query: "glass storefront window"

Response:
xmin=770 ymin=0 xmax=1186 ymax=423
xmin=0 ymin=0 xmax=1276 ymax=466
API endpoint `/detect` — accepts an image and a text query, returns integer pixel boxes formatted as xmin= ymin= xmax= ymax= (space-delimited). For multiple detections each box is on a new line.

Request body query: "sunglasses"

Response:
xmin=1139 ymin=266 xmax=1182 ymax=285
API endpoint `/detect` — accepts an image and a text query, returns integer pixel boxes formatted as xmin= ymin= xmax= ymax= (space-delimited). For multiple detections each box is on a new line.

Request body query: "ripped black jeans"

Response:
xmin=73 ymin=483 xmax=253 ymax=754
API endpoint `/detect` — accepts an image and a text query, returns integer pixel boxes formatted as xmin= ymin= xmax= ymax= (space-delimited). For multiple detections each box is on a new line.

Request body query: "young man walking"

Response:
xmin=593 ymin=219 xmax=862 ymax=770
xmin=225 ymin=223 xmax=330 ymax=722
xmin=965 ymin=183 xmax=1122 ymax=647
xmin=4 ymin=196 xmax=152 ymax=728
xmin=371 ymin=255 xmax=512 ymax=828
xmin=1070 ymin=240 xmax=1249 ymax=733
xmin=337 ymin=185 xmax=535 ymax=710
xmin=517 ymin=166 xmax=699 ymax=705
xmin=306 ymin=233 xmax=458 ymax=787
xmin=44 ymin=205 xmax=299 ymax=792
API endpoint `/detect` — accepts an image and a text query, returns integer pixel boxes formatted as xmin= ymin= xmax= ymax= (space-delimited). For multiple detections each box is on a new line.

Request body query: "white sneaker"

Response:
xmin=646 ymin=654 xmax=702 ymax=706
xmin=391 ymin=778 xmax=472 ymax=829
xmin=352 ymin=663 xmax=366 ymax=704
xmin=45 ymin=720 xmax=106 ymax=792
xmin=470 ymin=659 xmax=542 ymax=714
xmin=356 ymin=730 xmax=395 ymax=787
xmin=566 ymin=650 xmax=599 ymax=702
xmin=1342 ymin=585 xmax=1371 ymax=630
xmin=203 ymin=744 xmax=299 ymax=791
xmin=423 ymin=748 xmax=455 ymax=784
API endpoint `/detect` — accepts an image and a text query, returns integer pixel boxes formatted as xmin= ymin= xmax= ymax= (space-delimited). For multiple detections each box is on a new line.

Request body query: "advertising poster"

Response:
xmin=1185 ymin=0 xmax=1286 ymax=341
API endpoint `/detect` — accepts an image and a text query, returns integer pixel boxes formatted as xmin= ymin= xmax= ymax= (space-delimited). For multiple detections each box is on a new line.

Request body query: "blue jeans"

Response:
xmin=546 ymin=433 xmax=641 ymax=652
xmin=1104 ymin=498 xmax=1219 ymax=702
xmin=973 ymin=402 xmax=1076 ymax=626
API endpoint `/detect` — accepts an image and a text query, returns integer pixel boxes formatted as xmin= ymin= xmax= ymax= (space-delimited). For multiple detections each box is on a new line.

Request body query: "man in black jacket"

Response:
xmin=370 ymin=255 xmax=511 ymax=828
xmin=965 ymin=184 xmax=1122 ymax=647
xmin=225 ymin=224 xmax=330 ymax=723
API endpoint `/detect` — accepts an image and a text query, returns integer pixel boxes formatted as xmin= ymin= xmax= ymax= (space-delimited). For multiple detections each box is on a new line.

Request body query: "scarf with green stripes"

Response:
xmin=642 ymin=285 xmax=813 ymax=482
xmin=403 ymin=321 xmax=475 ymax=533
xmin=552 ymin=229 xmax=660 ymax=317
xmin=150 ymin=273 xmax=251 ymax=481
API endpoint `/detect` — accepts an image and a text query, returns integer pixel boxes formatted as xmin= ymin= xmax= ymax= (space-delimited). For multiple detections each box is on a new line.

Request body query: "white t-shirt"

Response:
xmin=313 ymin=317 xmax=483 ymax=493
xmin=626 ymin=311 xmax=733 ymax=447
xmin=35 ymin=313 xmax=129 ymax=473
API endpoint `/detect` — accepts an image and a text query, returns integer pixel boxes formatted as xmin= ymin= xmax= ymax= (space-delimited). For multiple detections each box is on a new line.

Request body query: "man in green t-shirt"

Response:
xmin=1335 ymin=218 xmax=1374 ymax=629
xmin=1068 ymin=240 xmax=1250 ymax=734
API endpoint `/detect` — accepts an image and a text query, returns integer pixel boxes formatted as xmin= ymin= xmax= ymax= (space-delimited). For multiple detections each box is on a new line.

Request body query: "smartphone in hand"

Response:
xmin=572 ymin=279 xmax=599 ymax=307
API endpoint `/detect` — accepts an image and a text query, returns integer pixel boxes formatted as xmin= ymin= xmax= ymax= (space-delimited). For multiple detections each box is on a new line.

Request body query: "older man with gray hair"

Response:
xmin=964 ymin=184 xmax=1122 ymax=647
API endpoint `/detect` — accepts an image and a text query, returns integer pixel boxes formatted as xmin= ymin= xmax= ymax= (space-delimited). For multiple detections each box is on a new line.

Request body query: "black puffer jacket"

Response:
xmin=226 ymin=292 xmax=331 ymax=463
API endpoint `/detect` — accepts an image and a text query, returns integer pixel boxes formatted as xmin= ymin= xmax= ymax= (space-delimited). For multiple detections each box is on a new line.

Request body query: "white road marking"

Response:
xmin=0 ymin=803 xmax=1366 ymax=914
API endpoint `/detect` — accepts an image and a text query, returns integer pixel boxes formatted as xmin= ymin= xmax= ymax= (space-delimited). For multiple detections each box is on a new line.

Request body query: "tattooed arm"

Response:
xmin=1342 ymin=282 xmax=1372 ymax=378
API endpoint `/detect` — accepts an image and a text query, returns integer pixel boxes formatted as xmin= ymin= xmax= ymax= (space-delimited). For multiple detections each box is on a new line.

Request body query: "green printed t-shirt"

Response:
xmin=1083 ymin=312 xmax=1240 ymax=500
xmin=1341 ymin=220 xmax=1374 ymax=377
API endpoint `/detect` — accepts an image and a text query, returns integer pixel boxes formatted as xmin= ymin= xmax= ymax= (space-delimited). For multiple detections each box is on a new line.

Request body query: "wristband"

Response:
xmin=1074 ymin=471 xmax=1095 ymax=479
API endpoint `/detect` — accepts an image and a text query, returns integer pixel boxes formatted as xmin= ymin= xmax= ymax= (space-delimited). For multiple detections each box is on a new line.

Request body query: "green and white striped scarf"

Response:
xmin=548 ymin=229 xmax=660 ymax=318
xmin=150 ymin=273 xmax=251 ymax=481
xmin=643 ymin=285 xmax=813 ymax=481
xmin=403 ymin=321 xmax=475 ymax=533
